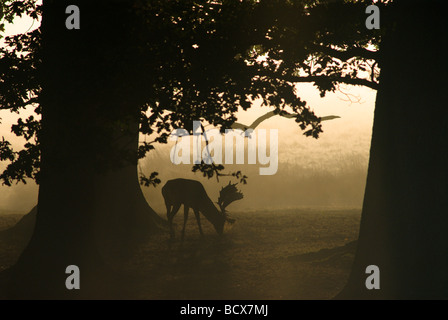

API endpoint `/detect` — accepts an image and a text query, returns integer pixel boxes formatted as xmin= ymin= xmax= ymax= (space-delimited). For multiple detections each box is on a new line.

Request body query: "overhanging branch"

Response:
xmin=310 ymin=44 xmax=378 ymax=61
xmin=287 ymin=74 xmax=379 ymax=90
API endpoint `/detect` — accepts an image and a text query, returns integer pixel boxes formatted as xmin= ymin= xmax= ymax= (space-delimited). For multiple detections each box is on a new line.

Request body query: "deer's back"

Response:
xmin=162 ymin=178 xmax=210 ymax=206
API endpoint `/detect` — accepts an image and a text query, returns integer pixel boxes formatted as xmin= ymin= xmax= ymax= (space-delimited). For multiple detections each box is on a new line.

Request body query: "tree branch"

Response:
xmin=310 ymin=44 xmax=378 ymax=61
xmin=287 ymin=74 xmax=379 ymax=90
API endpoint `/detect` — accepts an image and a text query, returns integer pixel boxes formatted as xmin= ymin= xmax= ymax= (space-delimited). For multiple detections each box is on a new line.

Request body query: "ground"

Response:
xmin=0 ymin=208 xmax=360 ymax=299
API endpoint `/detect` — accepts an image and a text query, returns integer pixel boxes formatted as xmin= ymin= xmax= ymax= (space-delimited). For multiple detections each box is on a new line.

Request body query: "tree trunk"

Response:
xmin=0 ymin=130 xmax=167 ymax=257
xmin=338 ymin=1 xmax=448 ymax=299
xmin=2 ymin=1 xmax=165 ymax=299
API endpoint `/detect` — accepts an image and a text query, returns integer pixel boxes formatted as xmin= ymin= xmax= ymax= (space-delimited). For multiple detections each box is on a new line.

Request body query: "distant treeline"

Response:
xmin=0 ymin=146 xmax=367 ymax=214
xmin=142 ymin=150 xmax=368 ymax=212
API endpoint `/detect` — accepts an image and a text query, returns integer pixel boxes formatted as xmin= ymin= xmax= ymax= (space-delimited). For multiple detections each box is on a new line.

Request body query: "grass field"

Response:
xmin=0 ymin=208 xmax=360 ymax=299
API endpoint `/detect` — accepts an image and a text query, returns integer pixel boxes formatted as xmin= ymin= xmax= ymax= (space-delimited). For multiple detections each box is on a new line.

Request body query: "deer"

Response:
xmin=162 ymin=178 xmax=243 ymax=240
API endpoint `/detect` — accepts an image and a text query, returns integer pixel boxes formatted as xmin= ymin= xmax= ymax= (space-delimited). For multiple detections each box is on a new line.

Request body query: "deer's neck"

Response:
xmin=198 ymin=196 xmax=224 ymax=226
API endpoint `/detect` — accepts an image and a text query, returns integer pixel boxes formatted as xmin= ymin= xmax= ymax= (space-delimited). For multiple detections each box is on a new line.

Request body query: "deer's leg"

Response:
xmin=181 ymin=206 xmax=189 ymax=241
xmin=194 ymin=209 xmax=204 ymax=237
xmin=166 ymin=204 xmax=174 ymax=239
xmin=167 ymin=203 xmax=181 ymax=239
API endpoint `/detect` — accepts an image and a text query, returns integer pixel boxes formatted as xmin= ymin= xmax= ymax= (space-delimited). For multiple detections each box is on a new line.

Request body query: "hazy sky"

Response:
xmin=0 ymin=9 xmax=376 ymax=213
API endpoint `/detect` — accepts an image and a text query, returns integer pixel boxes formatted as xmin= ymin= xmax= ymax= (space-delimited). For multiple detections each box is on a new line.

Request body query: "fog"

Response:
xmin=0 ymin=83 xmax=375 ymax=215
xmin=142 ymin=84 xmax=375 ymax=213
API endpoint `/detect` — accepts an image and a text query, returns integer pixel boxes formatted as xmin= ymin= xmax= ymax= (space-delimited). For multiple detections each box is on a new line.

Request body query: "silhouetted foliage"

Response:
xmin=139 ymin=171 xmax=161 ymax=188
xmin=0 ymin=0 xmax=382 ymax=186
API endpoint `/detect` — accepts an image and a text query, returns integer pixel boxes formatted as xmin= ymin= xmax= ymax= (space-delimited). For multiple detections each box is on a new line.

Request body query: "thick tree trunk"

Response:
xmin=5 ymin=123 xmax=165 ymax=299
xmin=338 ymin=2 xmax=448 ymax=299
xmin=0 ymin=130 xmax=167 ymax=257
xmin=2 ymin=1 xmax=165 ymax=299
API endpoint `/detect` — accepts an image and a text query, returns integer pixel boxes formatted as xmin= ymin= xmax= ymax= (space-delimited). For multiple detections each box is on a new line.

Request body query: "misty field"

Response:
xmin=0 ymin=208 xmax=360 ymax=299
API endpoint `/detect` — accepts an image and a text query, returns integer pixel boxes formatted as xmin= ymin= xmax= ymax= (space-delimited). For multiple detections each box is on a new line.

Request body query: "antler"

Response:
xmin=217 ymin=181 xmax=244 ymax=214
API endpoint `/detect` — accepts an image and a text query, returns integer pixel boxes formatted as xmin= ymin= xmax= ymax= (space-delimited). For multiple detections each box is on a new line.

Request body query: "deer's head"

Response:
xmin=215 ymin=181 xmax=243 ymax=234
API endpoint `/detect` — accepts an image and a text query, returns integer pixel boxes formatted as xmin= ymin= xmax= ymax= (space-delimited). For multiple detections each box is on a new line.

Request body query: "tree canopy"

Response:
xmin=0 ymin=0 xmax=383 ymax=186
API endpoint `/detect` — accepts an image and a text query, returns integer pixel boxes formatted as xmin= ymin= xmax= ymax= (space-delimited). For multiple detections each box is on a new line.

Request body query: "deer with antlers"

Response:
xmin=162 ymin=178 xmax=243 ymax=240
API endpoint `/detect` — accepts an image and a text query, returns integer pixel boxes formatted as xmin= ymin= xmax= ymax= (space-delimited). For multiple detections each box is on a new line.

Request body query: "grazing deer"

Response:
xmin=162 ymin=178 xmax=243 ymax=240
